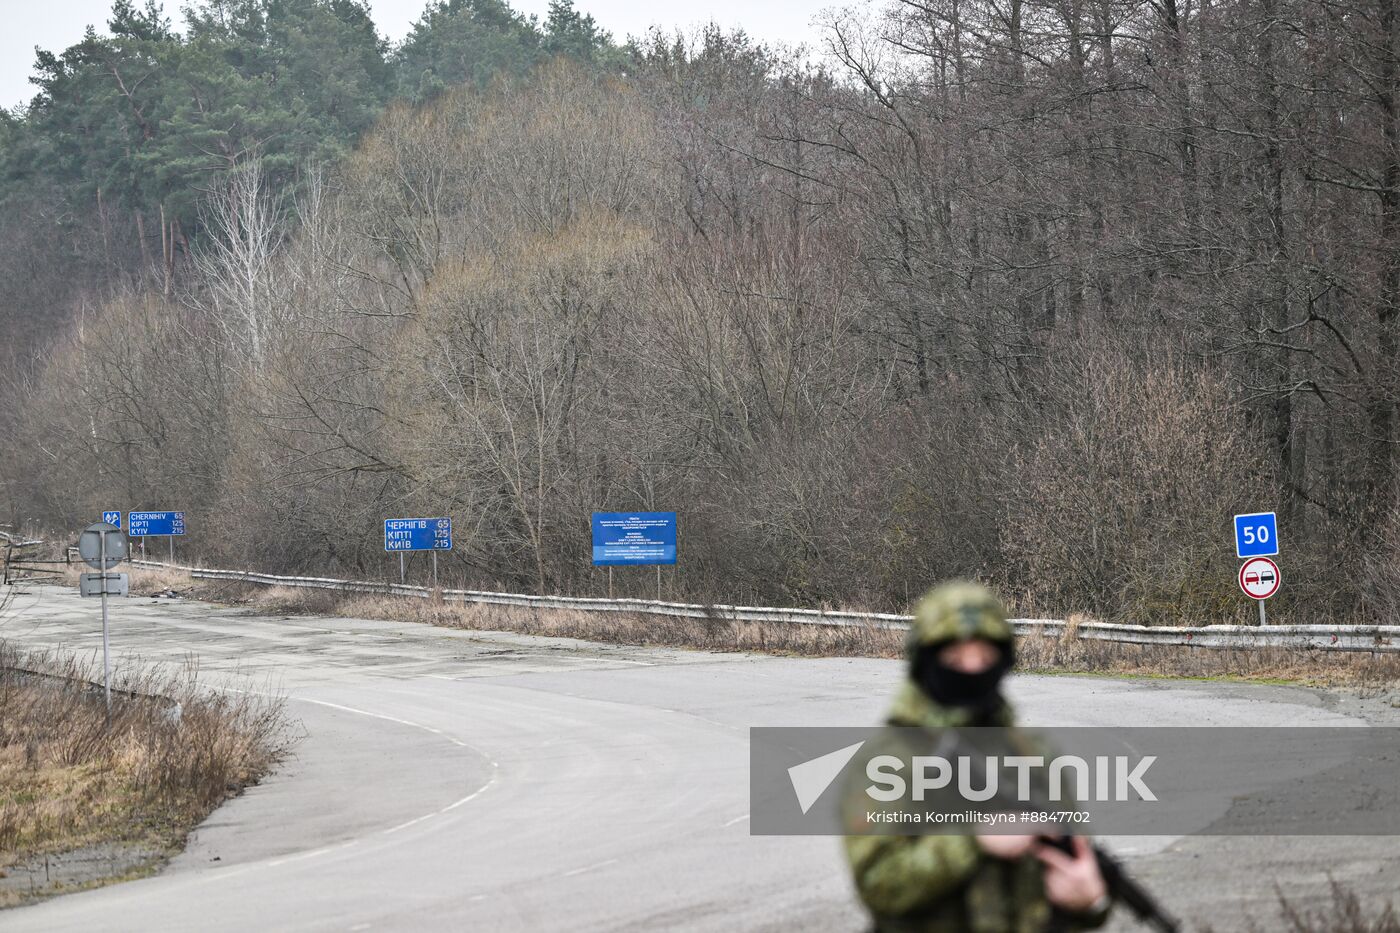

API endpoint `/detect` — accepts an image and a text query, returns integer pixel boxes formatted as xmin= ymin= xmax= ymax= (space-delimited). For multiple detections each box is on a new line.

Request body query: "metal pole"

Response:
xmin=169 ymin=534 xmax=174 ymax=564
xmin=1259 ymin=600 xmax=1267 ymax=626
xmin=608 ymin=567 xmax=613 ymax=600
xmin=657 ymin=565 xmax=661 ymax=601
xmin=432 ymin=551 xmax=438 ymax=588
xmin=99 ymin=532 xmax=111 ymax=720
xmin=399 ymin=552 xmax=405 ymax=584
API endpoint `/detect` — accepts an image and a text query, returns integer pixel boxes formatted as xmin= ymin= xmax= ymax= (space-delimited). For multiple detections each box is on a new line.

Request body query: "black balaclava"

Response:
xmin=911 ymin=639 xmax=1014 ymax=715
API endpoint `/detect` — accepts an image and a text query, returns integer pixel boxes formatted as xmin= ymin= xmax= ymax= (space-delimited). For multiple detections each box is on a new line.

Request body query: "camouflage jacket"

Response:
xmin=842 ymin=584 xmax=1111 ymax=933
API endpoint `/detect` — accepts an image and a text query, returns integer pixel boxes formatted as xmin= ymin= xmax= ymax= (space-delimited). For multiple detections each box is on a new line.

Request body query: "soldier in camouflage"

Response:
xmin=843 ymin=582 xmax=1112 ymax=933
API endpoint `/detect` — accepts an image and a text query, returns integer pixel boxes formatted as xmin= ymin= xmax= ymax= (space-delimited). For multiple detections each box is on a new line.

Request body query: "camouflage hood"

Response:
xmin=888 ymin=582 xmax=1016 ymax=729
xmin=905 ymin=581 xmax=1014 ymax=660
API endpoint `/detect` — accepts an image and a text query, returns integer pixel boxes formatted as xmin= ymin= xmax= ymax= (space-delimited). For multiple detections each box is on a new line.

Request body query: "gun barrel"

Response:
xmin=1092 ymin=849 xmax=1180 ymax=933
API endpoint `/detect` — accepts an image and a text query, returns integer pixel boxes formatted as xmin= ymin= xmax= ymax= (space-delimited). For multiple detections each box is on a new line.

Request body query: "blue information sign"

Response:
xmin=1234 ymin=511 xmax=1279 ymax=558
xmin=592 ymin=512 xmax=677 ymax=566
xmin=384 ymin=518 xmax=453 ymax=552
xmin=102 ymin=511 xmax=122 ymax=530
xmin=128 ymin=511 xmax=185 ymax=536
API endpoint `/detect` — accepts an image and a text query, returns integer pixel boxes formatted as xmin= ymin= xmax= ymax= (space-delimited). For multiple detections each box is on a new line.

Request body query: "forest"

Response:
xmin=0 ymin=0 xmax=1396 ymax=624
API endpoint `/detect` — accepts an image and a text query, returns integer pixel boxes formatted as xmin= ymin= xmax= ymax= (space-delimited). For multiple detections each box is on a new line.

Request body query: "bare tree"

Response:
xmin=188 ymin=161 xmax=287 ymax=371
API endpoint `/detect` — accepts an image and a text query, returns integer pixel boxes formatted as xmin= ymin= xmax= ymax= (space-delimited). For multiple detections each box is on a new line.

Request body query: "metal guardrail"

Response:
xmin=1 ymin=534 xmax=68 ymax=584
xmin=122 ymin=559 xmax=1400 ymax=653
xmin=1021 ymin=620 xmax=1400 ymax=653
xmin=158 ymin=563 xmax=913 ymax=629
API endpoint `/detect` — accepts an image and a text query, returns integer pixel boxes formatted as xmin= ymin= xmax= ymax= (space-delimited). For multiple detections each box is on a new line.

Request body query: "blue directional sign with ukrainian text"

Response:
xmin=384 ymin=517 xmax=453 ymax=552
xmin=1234 ymin=511 xmax=1279 ymax=558
xmin=102 ymin=511 xmax=121 ymax=530
xmin=592 ymin=512 xmax=677 ymax=566
xmin=128 ymin=511 xmax=185 ymax=536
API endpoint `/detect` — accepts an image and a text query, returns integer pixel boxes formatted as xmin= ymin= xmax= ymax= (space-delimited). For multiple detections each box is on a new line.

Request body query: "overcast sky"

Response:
xmin=1 ymin=0 xmax=844 ymax=111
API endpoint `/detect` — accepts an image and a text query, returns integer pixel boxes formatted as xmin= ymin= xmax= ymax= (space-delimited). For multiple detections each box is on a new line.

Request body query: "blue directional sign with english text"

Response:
xmin=384 ymin=517 xmax=453 ymax=552
xmin=127 ymin=511 xmax=185 ymax=536
xmin=1234 ymin=511 xmax=1279 ymax=558
xmin=102 ymin=511 xmax=121 ymax=530
xmin=592 ymin=512 xmax=677 ymax=566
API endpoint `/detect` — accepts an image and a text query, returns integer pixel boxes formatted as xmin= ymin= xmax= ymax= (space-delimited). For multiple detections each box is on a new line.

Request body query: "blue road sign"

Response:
xmin=128 ymin=511 xmax=185 ymax=536
xmin=384 ymin=518 xmax=453 ymax=552
xmin=1234 ymin=511 xmax=1279 ymax=558
xmin=592 ymin=512 xmax=677 ymax=566
xmin=102 ymin=511 xmax=122 ymax=530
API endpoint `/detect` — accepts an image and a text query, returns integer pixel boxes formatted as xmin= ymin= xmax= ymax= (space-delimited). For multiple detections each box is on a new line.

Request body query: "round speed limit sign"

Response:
xmin=1239 ymin=557 xmax=1281 ymax=600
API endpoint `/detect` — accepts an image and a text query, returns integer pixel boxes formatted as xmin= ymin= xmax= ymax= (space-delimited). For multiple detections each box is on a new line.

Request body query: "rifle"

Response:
xmin=1036 ymin=835 xmax=1180 ymax=933
xmin=925 ymin=728 xmax=1182 ymax=933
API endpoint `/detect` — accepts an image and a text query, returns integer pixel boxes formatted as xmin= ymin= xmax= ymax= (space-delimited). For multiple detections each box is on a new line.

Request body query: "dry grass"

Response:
xmin=0 ymin=641 xmax=290 ymax=902
xmin=1273 ymin=883 xmax=1400 ymax=933
xmin=121 ymin=565 xmax=192 ymax=596
xmin=331 ymin=591 xmax=907 ymax=658
xmin=57 ymin=564 xmax=189 ymax=597
xmin=1202 ymin=881 xmax=1400 ymax=933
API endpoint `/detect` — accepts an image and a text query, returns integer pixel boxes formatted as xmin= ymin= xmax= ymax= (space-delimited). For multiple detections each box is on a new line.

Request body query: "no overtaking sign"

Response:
xmin=1239 ymin=557 xmax=1281 ymax=600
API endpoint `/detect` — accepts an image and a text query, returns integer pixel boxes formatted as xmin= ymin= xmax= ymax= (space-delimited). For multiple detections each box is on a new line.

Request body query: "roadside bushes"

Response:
xmin=1361 ymin=507 xmax=1400 ymax=623
xmin=1002 ymin=347 xmax=1271 ymax=624
xmin=0 ymin=642 xmax=290 ymax=864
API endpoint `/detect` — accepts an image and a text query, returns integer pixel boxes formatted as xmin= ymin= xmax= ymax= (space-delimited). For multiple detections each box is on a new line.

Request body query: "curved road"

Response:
xmin=0 ymin=585 xmax=1391 ymax=931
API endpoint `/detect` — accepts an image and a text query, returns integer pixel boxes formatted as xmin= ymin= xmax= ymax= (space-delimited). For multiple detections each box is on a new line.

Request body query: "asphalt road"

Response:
xmin=1 ymin=584 xmax=1396 ymax=932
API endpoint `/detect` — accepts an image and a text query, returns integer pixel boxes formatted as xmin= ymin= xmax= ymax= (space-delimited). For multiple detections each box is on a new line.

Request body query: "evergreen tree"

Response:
xmin=542 ymin=0 xmax=612 ymax=63
xmin=392 ymin=0 xmax=543 ymax=103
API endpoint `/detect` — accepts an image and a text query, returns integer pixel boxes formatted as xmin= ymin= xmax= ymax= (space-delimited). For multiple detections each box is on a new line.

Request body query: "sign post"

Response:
xmin=1234 ymin=512 xmax=1281 ymax=625
xmin=101 ymin=531 xmax=109 ymax=714
xmin=78 ymin=521 xmax=128 ymax=717
xmin=100 ymin=531 xmax=110 ymax=715
xmin=1239 ymin=557 xmax=1281 ymax=625
xmin=383 ymin=518 xmax=453 ymax=584
xmin=591 ymin=512 xmax=678 ymax=600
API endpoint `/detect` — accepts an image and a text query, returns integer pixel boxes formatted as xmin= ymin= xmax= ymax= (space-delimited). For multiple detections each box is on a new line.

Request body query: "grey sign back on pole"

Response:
xmin=79 ymin=574 xmax=129 ymax=597
xmin=79 ymin=522 xmax=127 ymax=569
xmin=78 ymin=521 xmax=126 ymax=716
